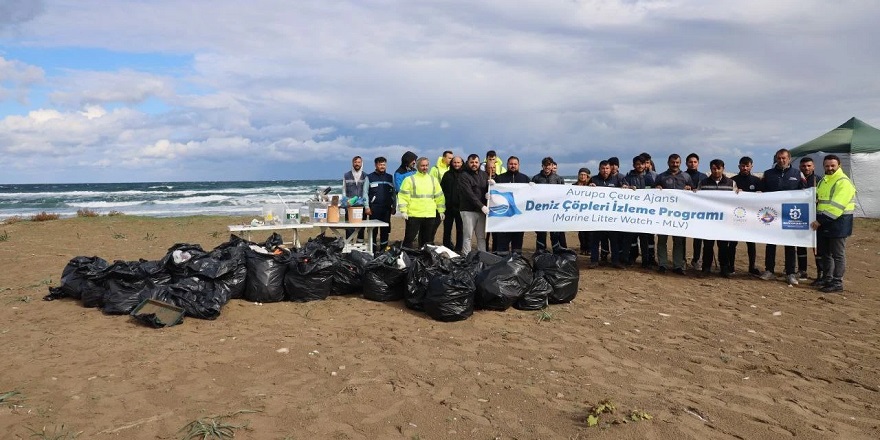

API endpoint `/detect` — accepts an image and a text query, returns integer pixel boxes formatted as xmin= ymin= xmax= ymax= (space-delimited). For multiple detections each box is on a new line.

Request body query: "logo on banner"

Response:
xmin=488 ymin=190 xmax=522 ymax=217
xmin=733 ymin=207 xmax=747 ymax=221
xmin=781 ymin=203 xmax=809 ymax=230
xmin=757 ymin=207 xmax=778 ymax=225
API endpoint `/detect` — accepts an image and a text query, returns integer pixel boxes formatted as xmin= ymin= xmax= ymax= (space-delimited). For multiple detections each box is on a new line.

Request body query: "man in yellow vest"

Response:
xmin=398 ymin=157 xmax=446 ymax=248
xmin=810 ymin=154 xmax=856 ymax=293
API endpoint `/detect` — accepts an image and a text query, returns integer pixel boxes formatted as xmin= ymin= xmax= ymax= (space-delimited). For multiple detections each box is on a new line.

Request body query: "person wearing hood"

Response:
xmin=493 ymin=156 xmax=531 ymax=253
xmin=440 ymin=156 xmax=465 ymax=252
xmin=343 ymin=155 xmax=366 ymax=241
xmin=393 ymin=151 xmax=418 ymax=213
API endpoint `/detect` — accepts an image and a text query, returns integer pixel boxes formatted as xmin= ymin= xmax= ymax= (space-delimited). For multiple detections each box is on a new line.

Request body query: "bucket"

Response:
xmin=262 ymin=205 xmax=285 ymax=225
xmin=347 ymin=206 xmax=363 ymax=223
xmin=299 ymin=205 xmax=310 ymax=223
xmin=285 ymin=208 xmax=300 ymax=223
xmin=327 ymin=205 xmax=340 ymax=223
xmin=313 ymin=207 xmax=328 ymax=223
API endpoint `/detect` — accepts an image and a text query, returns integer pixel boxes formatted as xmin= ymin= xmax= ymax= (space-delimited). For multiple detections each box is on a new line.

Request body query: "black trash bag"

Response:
xmin=475 ymin=253 xmax=533 ymax=311
xmin=243 ymin=245 xmax=288 ymax=303
xmin=284 ymin=249 xmax=337 ymax=302
xmin=514 ymin=270 xmax=551 ymax=311
xmin=45 ymin=256 xmax=109 ymax=301
xmin=362 ymin=247 xmax=412 ymax=302
xmin=304 ymin=233 xmax=345 ymax=254
xmin=405 ymin=247 xmax=452 ymax=311
xmin=332 ymin=250 xmax=370 ymax=295
xmin=161 ymin=243 xmax=208 ymax=280
xmin=140 ymin=277 xmax=226 ymax=320
xmin=424 ymin=258 xmax=477 ymax=322
xmin=532 ymin=248 xmax=579 ymax=304
xmin=102 ymin=260 xmax=168 ymax=315
xmin=263 ymin=232 xmax=285 ymax=250
xmin=208 ymin=235 xmax=250 ymax=300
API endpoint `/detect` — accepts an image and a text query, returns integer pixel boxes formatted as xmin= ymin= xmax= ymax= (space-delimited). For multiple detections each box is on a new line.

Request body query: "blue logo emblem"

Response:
xmin=781 ymin=203 xmax=810 ymax=230
xmin=488 ymin=190 xmax=522 ymax=217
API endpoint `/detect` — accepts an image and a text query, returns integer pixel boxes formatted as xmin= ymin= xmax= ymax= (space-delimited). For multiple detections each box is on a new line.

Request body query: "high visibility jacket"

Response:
xmin=430 ymin=156 xmax=450 ymax=182
xmin=816 ymin=167 xmax=856 ymax=238
xmin=398 ymin=172 xmax=446 ymax=217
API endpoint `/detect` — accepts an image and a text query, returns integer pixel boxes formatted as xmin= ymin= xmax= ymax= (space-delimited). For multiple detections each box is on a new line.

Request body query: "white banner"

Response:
xmin=486 ymin=184 xmax=816 ymax=247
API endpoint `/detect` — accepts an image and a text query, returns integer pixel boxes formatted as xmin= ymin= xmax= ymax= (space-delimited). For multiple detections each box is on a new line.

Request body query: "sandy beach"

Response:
xmin=1 ymin=214 xmax=878 ymax=439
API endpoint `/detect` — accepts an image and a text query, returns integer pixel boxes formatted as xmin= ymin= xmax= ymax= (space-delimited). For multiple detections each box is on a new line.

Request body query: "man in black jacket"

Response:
xmin=458 ymin=154 xmax=489 ymax=254
xmin=532 ymin=157 xmax=567 ymax=252
xmin=622 ymin=155 xmax=656 ymax=267
xmin=363 ymin=157 xmax=395 ymax=252
xmin=730 ymin=156 xmax=762 ymax=275
xmin=759 ymin=148 xmax=806 ymax=285
xmin=439 ymin=156 xmax=464 ymax=252
xmin=588 ymin=160 xmax=626 ymax=269
xmin=493 ymin=156 xmax=530 ymax=253
xmin=797 ymin=156 xmax=821 ymax=280
xmin=696 ymin=159 xmax=737 ymax=277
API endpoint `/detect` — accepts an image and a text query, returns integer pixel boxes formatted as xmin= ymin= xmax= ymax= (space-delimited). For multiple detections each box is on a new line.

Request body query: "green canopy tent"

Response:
xmin=791 ymin=117 xmax=880 ymax=218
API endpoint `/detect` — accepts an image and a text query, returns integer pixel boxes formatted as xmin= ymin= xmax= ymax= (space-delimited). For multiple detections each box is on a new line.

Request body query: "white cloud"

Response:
xmin=1 ymin=0 xmax=879 ymax=182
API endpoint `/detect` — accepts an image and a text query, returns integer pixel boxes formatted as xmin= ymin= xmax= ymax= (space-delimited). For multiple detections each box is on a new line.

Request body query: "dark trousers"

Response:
xmin=731 ymin=242 xmax=757 ymax=271
xmin=494 ymin=232 xmax=525 ymax=254
xmin=765 ymin=244 xmax=796 ymax=275
xmin=796 ymin=246 xmax=819 ymax=276
xmin=622 ymin=232 xmax=651 ymax=265
xmin=817 ymin=236 xmax=846 ymax=283
xmin=590 ymin=231 xmax=620 ymax=264
xmin=692 ymin=238 xmax=703 ymax=264
xmin=536 ymin=231 xmax=566 ymax=252
xmin=442 ymin=209 xmax=463 ymax=252
xmin=368 ymin=207 xmax=392 ymax=252
xmin=404 ymin=216 xmax=437 ymax=249
xmin=577 ymin=231 xmax=590 ymax=254
xmin=702 ymin=240 xmax=734 ymax=273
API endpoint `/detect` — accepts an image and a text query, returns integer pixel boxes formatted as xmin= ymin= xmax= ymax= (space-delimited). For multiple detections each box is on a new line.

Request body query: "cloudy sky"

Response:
xmin=1 ymin=0 xmax=878 ymax=183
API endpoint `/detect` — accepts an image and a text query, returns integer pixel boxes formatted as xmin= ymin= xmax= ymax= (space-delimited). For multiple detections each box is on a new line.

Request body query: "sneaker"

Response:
xmin=720 ymin=270 xmax=732 ymax=279
xmin=657 ymin=266 xmax=667 ymax=274
xmin=798 ymin=271 xmax=808 ymax=280
xmin=820 ymin=283 xmax=843 ymax=293
xmin=758 ymin=270 xmax=775 ymax=281
xmin=811 ymin=278 xmax=829 ymax=288
xmin=786 ymin=274 xmax=799 ymax=285
xmin=672 ymin=268 xmax=686 ymax=276
xmin=587 ymin=262 xmax=599 ymax=269
xmin=749 ymin=268 xmax=761 ymax=277
xmin=611 ymin=263 xmax=626 ymax=270
xmin=689 ymin=260 xmax=701 ymax=271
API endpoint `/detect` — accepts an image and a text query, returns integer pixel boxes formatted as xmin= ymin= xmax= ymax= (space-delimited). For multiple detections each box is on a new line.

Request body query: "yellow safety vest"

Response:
xmin=398 ymin=172 xmax=446 ymax=217
xmin=816 ymin=168 xmax=856 ymax=219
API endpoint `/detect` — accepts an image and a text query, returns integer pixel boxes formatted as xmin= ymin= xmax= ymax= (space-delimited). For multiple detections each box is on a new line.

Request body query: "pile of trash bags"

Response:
xmin=46 ymin=234 xmax=580 ymax=326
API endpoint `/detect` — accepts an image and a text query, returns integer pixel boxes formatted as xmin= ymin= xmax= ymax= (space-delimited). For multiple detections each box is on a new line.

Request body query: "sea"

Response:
xmin=0 ymin=180 xmax=344 ymax=220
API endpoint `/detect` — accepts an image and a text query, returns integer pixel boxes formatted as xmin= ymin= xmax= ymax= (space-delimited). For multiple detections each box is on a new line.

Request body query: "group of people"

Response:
xmin=340 ymin=147 xmax=856 ymax=293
